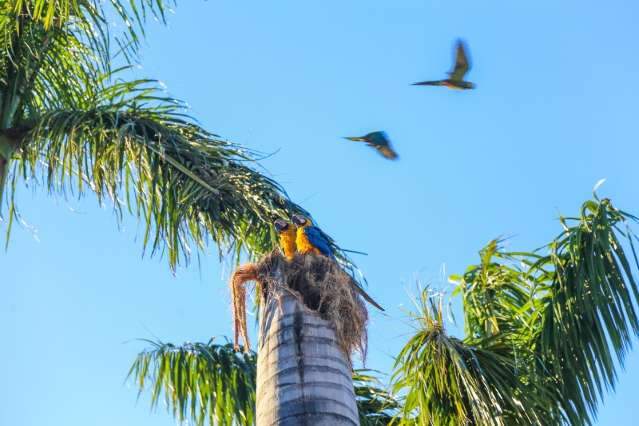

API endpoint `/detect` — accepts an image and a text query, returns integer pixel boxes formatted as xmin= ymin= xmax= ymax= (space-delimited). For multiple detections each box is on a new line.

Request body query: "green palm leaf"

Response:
xmin=129 ymin=339 xmax=402 ymax=425
xmin=354 ymin=369 xmax=403 ymax=426
xmin=531 ymin=198 xmax=639 ymax=424
xmin=9 ymin=77 xmax=307 ymax=265
xmin=0 ymin=1 xmax=365 ymax=282
xmin=391 ymin=288 xmax=550 ymax=426
xmin=451 ymin=197 xmax=639 ymax=425
xmin=128 ymin=339 xmax=257 ymax=426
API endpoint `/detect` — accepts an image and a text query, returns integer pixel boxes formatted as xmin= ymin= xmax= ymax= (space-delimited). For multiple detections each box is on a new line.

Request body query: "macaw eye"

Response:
xmin=274 ymin=220 xmax=288 ymax=231
xmin=291 ymin=215 xmax=307 ymax=226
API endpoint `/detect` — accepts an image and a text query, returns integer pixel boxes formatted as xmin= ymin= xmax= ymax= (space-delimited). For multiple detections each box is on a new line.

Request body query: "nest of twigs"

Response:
xmin=230 ymin=251 xmax=368 ymax=360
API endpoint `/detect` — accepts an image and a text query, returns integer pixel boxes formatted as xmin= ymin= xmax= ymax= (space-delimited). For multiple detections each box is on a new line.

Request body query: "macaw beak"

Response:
xmin=344 ymin=136 xmax=365 ymax=142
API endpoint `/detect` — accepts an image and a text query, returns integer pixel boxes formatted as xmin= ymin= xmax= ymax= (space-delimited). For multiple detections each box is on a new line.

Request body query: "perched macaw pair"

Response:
xmin=274 ymin=215 xmax=385 ymax=311
xmin=274 ymin=215 xmax=333 ymax=260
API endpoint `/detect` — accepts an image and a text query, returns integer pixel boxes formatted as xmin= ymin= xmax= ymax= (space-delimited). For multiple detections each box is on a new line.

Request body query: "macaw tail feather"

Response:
xmin=412 ymin=80 xmax=443 ymax=86
xmin=353 ymin=286 xmax=385 ymax=312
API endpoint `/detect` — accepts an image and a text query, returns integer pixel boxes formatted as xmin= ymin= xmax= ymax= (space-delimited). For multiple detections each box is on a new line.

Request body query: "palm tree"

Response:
xmin=0 ymin=1 xmax=363 ymax=269
xmin=130 ymin=253 xmax=398 ymax=425
xmin=128 ymin=197 xmax=639 ymax=425
xmin=3 ymin=2 xmax=369 ymax=424
xmin=255 ymin=290 xmax=360 ymax=425
xmin=129 ymin=340 xmax=399 ymax=425
xmin=392 ymin=196 xmax=639 ymax=425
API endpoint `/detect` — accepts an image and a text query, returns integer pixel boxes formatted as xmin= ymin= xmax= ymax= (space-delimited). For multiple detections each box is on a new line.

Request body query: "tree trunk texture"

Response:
xmin=0 ymin=155 xmax=7 ymax=207
xmin=256 ymin=286 xmax=360 ymax=426
xmin=0 ymin=135 xmax=12 ymax=209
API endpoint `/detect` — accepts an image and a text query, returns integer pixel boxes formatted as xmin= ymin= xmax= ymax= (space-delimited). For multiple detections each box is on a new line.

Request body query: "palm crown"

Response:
xmin=0 ymin=1 xmax=362 ymax=279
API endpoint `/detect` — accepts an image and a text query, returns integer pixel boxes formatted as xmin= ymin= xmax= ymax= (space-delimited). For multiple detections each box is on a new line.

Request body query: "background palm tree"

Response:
xmin=392 ymin=196 xmax=639 ymax=425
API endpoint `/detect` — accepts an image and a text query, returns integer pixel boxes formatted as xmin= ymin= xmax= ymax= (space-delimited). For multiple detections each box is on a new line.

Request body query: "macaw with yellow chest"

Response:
xmin=291 ymin=214 xmax=334 ymax=257
xmin=291 ymin=214 xmax=385 ymax=311
xmin=274 ymin=219 xmax=297 ymax=260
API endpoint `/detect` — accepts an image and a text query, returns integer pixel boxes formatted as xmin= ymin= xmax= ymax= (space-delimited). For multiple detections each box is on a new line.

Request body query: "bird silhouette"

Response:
xmin=413 ymin=39 xmax=475 ymax=90
xmin=274 ymin=219 xmax=297 ymax=260
xmin=344 ymin=131 xmax=398 ymax=160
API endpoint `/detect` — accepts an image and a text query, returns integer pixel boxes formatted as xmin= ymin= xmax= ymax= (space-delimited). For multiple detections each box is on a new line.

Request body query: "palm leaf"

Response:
xmin=0 ymin=3 xmax=366 ymax=277
xmin=354 ymin=369 xmax=402 ymax=426
xmin=530 ymin=198 xmax=639 ymax=424
xmin=451 ymin=198 xmax=639 ymax=425
xmin=391 ymin=288 xmax=550 ymax=426
xmin=129 ymin=339 xmax=402 ymax=425
xmin=128 ymin=339 xmax=257 ymax=426
xmin=7 ymin=77 xmax=308 ymax=266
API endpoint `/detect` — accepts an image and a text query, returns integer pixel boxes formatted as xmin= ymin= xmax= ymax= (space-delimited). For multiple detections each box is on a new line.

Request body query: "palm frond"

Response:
xmin=451 ymin=241 xmax=562 ymax=425
xmin=129 ymin=340 xmax=403 ymax=425
xmin=529 ymin=198 xmax=639 ymax=424
xmin=7 ymin=74 xmax=364 ymax=281
xmin=354 ymin=369 xmax=402 ymax=426
xmin=450 ymin=198 xmax=639 ymax=425
xmin=5 ymin=1 xmax=172 ymax=58
xmin=391 ymin=288 xmax=548 ymax=426
xmin=0 ymin=1 xmax=173 ymax=120
xmin=128 ymin=339 xmax=257 ymax=426
xmin=450 ymin=238 xmax=539 ymax=341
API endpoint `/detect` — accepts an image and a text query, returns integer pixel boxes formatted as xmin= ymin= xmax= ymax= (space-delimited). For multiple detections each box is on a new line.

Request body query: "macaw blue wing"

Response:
xmin=304 ymin=226 xmax=334 ymax=257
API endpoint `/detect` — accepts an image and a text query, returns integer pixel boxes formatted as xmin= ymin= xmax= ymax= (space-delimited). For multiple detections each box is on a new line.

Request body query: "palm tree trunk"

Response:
xmin=0 ymin=134 xmax=13 ymax=210
xmin=256 ymin=277 xmax=360 ymax=426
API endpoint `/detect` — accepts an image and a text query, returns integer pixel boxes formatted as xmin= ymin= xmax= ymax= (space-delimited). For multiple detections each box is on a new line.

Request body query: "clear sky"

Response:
xmin=3 ymin=1 xmax=639 ymax=425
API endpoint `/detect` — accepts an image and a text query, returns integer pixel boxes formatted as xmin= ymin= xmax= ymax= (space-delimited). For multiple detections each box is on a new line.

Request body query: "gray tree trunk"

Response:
xmin=256 ymin=287 xmax=360 ymax=426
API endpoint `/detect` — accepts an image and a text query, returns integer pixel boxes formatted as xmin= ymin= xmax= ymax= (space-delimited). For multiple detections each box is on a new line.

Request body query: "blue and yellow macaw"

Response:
xmin=292 ymin=214 xmax=385 ymax=311
xmin=274 ymin=219 xmax=297 ymax=260
xmin=291 ymin=214 xmax=334 ymax=257
xmin=344 ymin=131 xmax=399 ymax=160
xmin=413 ymin=39 xmax=475 ymax=90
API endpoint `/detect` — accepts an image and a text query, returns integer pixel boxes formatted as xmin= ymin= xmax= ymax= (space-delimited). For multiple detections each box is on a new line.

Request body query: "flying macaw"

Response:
xmin=291 ymin=214 xmax=385 ymax=311
xmin=274 ymin=219 xmax=298 ymax=260
xmin=344 ymin=131 xmax=398 ymax=160
xmin=413 ymin=39 xmax=475 ymax=90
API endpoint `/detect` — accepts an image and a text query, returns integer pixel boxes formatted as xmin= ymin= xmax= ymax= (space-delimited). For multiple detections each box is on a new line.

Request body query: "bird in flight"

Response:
xmin=413 ymin=39 xmax=475 ymax=90
xmin=344 ymin=131 xmax=399 ymax=160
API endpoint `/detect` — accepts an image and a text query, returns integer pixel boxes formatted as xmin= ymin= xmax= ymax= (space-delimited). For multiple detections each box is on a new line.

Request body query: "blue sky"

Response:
xmin=3 ymin=1 xmax=639 ymax=424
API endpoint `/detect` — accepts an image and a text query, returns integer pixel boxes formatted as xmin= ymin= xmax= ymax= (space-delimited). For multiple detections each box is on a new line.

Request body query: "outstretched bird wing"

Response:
xmin=375 ymin=145 xmax=399 ymax=160
xmin=304 ymin=226 xmax=334 ymax=257
xmin=449 ymin=39 xmax=471 ymax=81
xmin=368 ymin=132 xmax=399 ymax=160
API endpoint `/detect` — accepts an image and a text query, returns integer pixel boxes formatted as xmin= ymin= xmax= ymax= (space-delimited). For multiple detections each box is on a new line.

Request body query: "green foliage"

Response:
xmin=354 ymin=369 xmax=402 ymax=426
xmin=431 ymin=197 xmax=639 ymax=425
xmin=128 ymin=339 xmax=257 ymax=426
xmin=0 ymin=1 xmax=363 ymax=281
xmin=13 ymin=76 xmax=309 ymax=265
xmin=129 ymin=339 xmax=402 ymax=426
xmin=391 ymin=289 xmax=547 ymax=426
xmin=530 ymin=198 xmax=639 ymax=424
